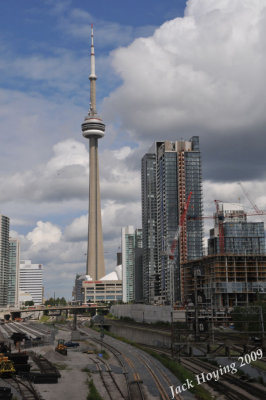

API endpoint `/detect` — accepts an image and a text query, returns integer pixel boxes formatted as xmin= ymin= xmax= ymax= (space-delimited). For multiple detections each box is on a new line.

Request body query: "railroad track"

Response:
xmin=94 ymin=357 xmax=127 ymax=400
xmin=1 ymin=322 xmax=50 ymax=343
xmin=122 ymin=354 xmax=145 ymax=400
xmin=6 ymin=376 xmax=43 ymax=400
xmin=140 ymin=343 xmax=266 ymax=400
xmin=84 ymin=333 xmax=145 ymax=400
xmin=140 ymin=343 xmax=172 ymax=356
xmin=83 ymin=327 xmax=183 ymax=400
xmin=136 ymin=353 xmax=181 ymax=400
xmin=182 ymin=357 xmax=266 ymax=400
xmin=13 ymin=322 xmax=48 ymax=339
xmin=181 ymin=358 xmax=248 ymax=400
xmin=26 ymin=323 xmax=51 ymax=335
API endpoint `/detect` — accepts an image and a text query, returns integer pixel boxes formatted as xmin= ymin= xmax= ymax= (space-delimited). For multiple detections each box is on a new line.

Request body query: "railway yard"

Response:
xmin=0 ymin=317 xmax=266 ymax=399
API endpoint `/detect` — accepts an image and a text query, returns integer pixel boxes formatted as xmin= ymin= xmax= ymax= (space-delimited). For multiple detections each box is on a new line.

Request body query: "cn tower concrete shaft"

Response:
xmin=82 ymin=25 xmax=106 ymax=280
xmin=87 ymin=137 xmax=105 ymax=280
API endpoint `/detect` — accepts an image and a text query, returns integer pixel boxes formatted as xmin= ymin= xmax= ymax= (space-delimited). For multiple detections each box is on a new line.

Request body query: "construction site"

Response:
xmin=181 ymin=197 xmax=266 ymax=306
xmin=184 ymin=253 xmax=266 ymax=308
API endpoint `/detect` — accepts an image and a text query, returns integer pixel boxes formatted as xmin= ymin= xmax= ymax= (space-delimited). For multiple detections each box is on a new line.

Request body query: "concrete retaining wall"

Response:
xmin=109 ymin=322 xmax=171 ymax=348
xmin=110 ymin=304 xmax=185 ymax=323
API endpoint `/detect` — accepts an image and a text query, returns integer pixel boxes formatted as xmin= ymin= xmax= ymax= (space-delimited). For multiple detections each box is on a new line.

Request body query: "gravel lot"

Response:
xmin=33 ymin=329 xmax=91 ymax=400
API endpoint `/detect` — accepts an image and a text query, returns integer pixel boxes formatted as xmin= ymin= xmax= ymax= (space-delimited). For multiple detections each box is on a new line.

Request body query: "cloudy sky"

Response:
xmin=1 ymin=0 xmax=266 ymax=299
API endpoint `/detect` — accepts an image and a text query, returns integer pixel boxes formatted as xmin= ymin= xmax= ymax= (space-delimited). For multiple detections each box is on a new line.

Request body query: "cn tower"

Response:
xmin=81 ymin=25 xmax=105 ymax=280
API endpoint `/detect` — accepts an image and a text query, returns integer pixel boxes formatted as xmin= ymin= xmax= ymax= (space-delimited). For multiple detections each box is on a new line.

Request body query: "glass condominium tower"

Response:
xmin=141 ymin=136 xmax=203 ymax=304
xmin=8 ymin=238 xmax=20 ymax=307
xmin=0 ymin=214 xmax=10 ymax=307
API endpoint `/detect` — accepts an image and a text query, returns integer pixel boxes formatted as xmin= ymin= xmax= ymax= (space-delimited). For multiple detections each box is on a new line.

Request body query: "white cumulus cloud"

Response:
xmin=27 ymin=221 xmax=62 ymax=248
xmin=103 ymin=0 xmax=266 ymax=181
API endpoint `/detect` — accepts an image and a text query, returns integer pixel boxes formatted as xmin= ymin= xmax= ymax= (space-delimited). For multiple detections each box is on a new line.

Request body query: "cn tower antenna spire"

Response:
xmin=89 ymin=24 xmax=97 ymax=115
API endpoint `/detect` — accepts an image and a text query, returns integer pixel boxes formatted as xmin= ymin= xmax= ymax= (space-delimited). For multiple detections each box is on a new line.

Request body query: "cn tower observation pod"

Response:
xmin=82 ymin=115 xmax=105 ymax=139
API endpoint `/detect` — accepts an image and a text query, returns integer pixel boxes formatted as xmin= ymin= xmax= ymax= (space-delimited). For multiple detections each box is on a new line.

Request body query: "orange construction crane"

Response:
xmin=169 ymin=191 xmax=193 ymax=260
xmin=167 ymin=191 xmax=192 ymax=303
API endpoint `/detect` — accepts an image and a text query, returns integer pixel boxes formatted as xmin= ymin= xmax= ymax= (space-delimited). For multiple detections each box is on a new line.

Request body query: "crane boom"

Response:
xmin=238 ymin=182 xmax=262 ymax=214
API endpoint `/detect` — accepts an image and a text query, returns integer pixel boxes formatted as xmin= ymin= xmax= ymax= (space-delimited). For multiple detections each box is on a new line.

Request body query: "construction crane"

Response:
xmin=238 ymin=182 xmax=264 ymax=215
xmin=164 ymin=191 xmax=192 ymax=305
xmin=214 ymin=199 xmax=225 ymax=253
xmin=169 ymin=191 xmax=192 ymax=260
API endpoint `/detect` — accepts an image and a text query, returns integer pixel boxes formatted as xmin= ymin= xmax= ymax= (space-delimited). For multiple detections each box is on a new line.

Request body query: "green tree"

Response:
xmin=25 ymin=300 xmax=34 ymax=306
xmin=44 ymin=297 xmax=67 ymax=306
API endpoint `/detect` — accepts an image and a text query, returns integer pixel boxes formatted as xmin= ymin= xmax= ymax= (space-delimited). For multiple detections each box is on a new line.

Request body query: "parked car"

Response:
xmin=64 ymin=341 xmax=79 ymax=348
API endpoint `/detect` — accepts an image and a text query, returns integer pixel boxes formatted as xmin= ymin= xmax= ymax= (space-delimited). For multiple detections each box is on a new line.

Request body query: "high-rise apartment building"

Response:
xmin=19 ymin=260 xmax=43 ymax=305
xmin=0 ymin=214 xmax=10 ymax=307
xmin=142 ymin=152 xmax=158 ymax=303
xmin=208 ymin=203 xmax=265 ymax=255
xmin=141 ymin=137 xmax=203 ymax=304
xmin=121 ymin=226 xmax=143 ymax=303
xmin=134 ymin=229 xmax=144 ymax=303
xmin=8 ymin=238 xmax=20 ymax=307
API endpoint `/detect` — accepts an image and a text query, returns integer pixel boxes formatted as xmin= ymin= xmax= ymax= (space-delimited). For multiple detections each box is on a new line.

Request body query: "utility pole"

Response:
xmin=194 ymin=268 xmax=200 ymax=341
xmin=210 ymin=282 xmax=214 ymax=344
xmin=100 ymin=324 xmax=104 ymax=353
xmin=259 ymin=306 xmax=264 ymax=339
xmin=171 ymin=310 xmax=174 ymax=358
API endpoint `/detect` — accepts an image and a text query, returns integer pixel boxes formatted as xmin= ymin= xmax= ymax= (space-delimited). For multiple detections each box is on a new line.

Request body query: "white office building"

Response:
xmin=19 ymin=260 xmax=43 ymax=305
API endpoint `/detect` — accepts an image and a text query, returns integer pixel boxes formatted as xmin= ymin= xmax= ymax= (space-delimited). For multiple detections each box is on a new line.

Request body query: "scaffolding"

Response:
xmin=184 ymin=254 xmax=266 ymax=309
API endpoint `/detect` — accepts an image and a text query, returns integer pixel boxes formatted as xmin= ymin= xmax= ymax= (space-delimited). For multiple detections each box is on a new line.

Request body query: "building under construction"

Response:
xmin=141 ymin=137 xmax=203 ymax=304
xmin=184 ymin=202 xmax=266 ymax=308
xmin=209 ymin=202 xmax=265 ymax=255
xmin=184 ymin=254 xmax=266 ymax=308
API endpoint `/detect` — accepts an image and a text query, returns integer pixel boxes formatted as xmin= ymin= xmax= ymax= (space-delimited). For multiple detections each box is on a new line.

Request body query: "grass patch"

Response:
xmin=208 ymin=345 xmax=240 ymax=356
xmin=87 ymin=379 xmax=103 ymax=400
xmin=53 ymin=363 xmax=69 ymax=370
xmin=251 ymin=360 xmax=266 ymax=372
xmin=55 ymin=318 xmax=67 ymax=324
xmin=92 ymin=346 xmax=110 ymax=360
xmin=39 ymin=315 xmax=50 ymax=323
xmin=105 ymin=313 xmax=119 ymax=320
xmin=101 ymin=350 xmax=109 ymax=360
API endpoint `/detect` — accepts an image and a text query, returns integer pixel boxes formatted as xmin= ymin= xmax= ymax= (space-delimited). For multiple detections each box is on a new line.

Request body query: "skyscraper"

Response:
xmin=8 ymin=238 xmax=20 ymax=307
xmin=0 ymin=214 xmax=10 ymax=308
xmin=121 ymin=226 xmax=143 ymax=303
xmin=141 ymin=137 xmax=203 ymax=304
xmin=19 ymin=260 xmax=43 ymax=305
xmin=134 ymin=229 xmax=144 ymax=303
xmin=141 ymin=152 xmax=158 ymax=303
xmin=81 ymin=25 xmax=105 ymax=280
